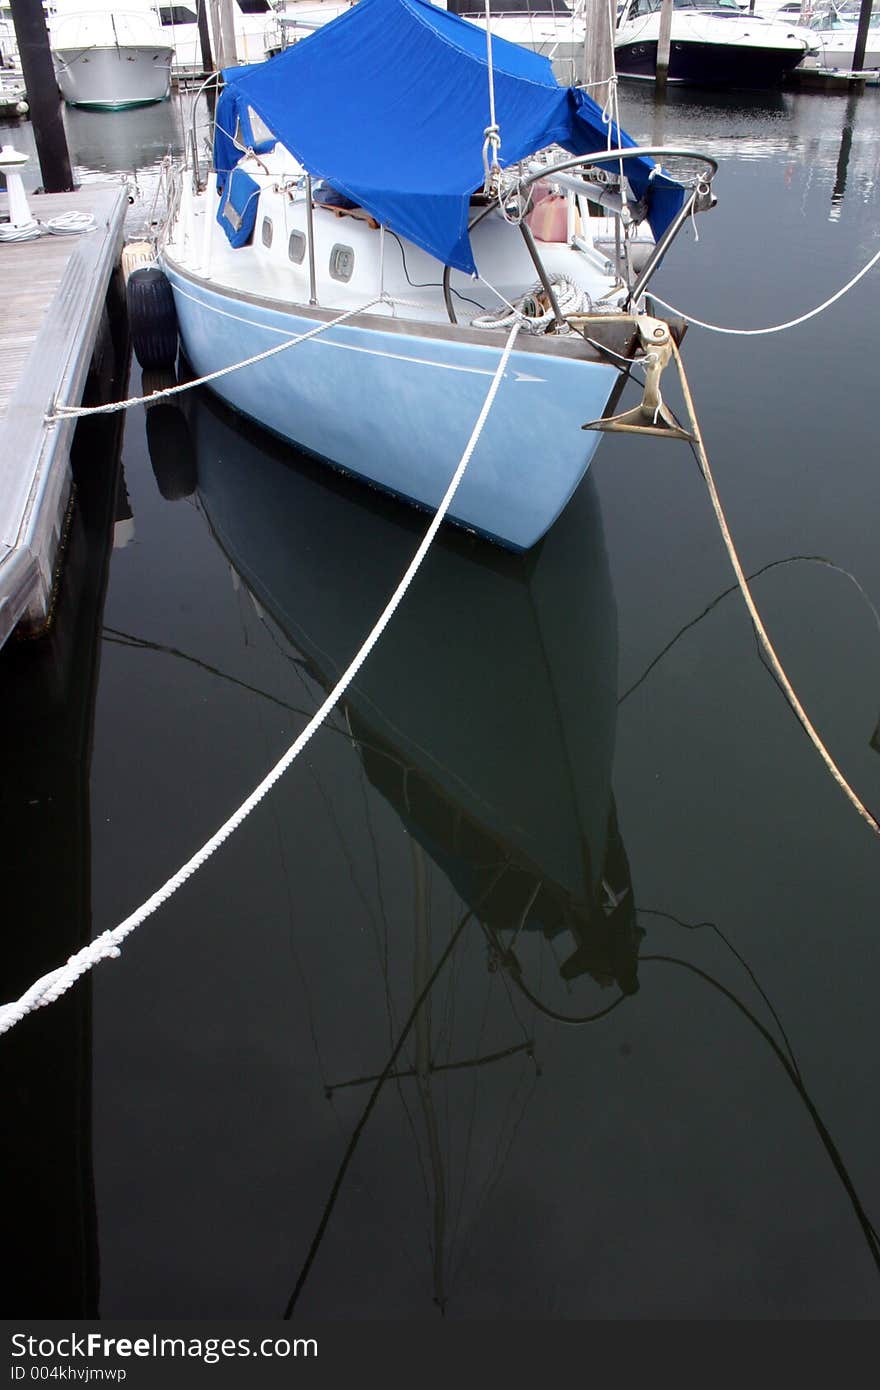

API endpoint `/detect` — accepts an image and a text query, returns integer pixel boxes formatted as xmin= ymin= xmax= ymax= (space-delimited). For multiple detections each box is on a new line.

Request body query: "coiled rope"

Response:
xmin=672 ymin=339 xmax=880 ymax=840
xmin=472 ymin=274 xmax=591 ymax=331
xmin=0 ymin=211 xmax=97 ymax=243
xmin=651 ymin=244 xmax=880 ymax=336
xmin=0 ymin=321 xmax=521 ymax=1037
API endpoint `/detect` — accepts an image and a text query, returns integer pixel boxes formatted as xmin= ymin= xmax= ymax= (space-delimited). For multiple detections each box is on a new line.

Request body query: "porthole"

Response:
xmin=288 ymin=229 xmax=306 ymax=264
xmin=261 ymin=216 xmax=273 ymax=248
xmin=329 ymin=243 xmax=355 ymax=282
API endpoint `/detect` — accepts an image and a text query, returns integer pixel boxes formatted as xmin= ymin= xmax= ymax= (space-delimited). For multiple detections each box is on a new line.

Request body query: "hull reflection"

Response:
xmin=172 ymin=387 xmax=641 ymax=994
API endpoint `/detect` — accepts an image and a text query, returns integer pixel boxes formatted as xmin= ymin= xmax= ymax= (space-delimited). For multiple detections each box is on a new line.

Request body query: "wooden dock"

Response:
xmin=0 ymin=182 xmax=128 ymax=648
xmin=785 ymin=66 xmax=871 ymax=92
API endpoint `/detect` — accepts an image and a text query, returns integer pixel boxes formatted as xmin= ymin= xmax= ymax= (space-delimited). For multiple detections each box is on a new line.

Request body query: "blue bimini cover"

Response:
xmin=213 ymin=0 xmax=685 ymax=273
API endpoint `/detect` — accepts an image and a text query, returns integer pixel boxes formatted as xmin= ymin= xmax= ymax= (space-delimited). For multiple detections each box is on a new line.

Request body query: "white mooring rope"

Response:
xmin=0 ymin=321 xmax=522 ymax=1037
xmin=47 ymin=297 xmax=386 ymax=421
xmin=651 ymin=244 xmax=880 ymax=336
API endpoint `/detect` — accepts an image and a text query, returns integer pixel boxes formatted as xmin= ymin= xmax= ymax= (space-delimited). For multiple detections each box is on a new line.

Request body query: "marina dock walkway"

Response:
xmin=0 ymin=182 xmax=128 ymax=649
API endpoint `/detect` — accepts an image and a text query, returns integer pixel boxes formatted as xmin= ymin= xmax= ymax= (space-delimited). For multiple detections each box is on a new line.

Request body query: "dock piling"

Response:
xmin=9 ymin=0 xmax=74 ymax=193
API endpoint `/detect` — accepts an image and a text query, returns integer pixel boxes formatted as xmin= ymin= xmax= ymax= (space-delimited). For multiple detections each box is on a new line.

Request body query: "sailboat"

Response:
xmin=156 ymin=0 xmax=716 ymax=551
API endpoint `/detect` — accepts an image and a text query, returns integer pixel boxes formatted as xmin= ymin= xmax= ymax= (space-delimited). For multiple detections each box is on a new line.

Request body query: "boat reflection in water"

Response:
xmin=155 ymin=384 xmax=641 ymax=999
xmin=141 ymin=386 xmax=880 ymax=1314
xmin=147 ymin=384 xmax=642 ymax=1310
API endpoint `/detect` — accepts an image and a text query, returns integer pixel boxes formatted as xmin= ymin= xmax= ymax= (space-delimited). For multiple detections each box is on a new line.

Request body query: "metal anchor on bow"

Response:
xmin=582 ymin=316 xmax=693 ymax=441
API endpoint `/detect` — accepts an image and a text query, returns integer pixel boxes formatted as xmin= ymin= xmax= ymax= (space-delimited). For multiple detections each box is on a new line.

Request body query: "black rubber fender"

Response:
xmin=142 ymin=368 xmax=196 ymax=500
xmin=127 ymin=266 xmax=179 ymax=371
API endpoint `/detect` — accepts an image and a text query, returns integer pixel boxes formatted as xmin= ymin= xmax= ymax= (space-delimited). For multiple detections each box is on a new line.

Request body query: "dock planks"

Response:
xmin=0 ymin=183 xmax=128 ymax=647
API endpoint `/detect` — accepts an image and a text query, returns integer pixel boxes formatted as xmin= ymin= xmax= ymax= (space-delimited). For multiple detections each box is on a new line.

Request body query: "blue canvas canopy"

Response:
xmin=214 ymin=0 xmax=685 ymax=274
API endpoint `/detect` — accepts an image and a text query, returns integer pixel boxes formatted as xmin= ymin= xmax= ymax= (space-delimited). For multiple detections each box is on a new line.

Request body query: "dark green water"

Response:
xmin=1 ymin=84 xmax=879 ymax=1320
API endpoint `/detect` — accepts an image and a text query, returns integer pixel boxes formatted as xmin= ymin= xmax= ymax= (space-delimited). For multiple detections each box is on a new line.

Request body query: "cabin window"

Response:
xmin=288 ymin=230 xmax=306 ymax=264
xmin=261 ymin=217 xmax=273 ymax=248
xmin=159 ymin=5 xmax=198 ymax=22
xmin=330 ymin=244 xmax=355 ymax=282
xmin=236 ymin=0 xmax=270 ymax=11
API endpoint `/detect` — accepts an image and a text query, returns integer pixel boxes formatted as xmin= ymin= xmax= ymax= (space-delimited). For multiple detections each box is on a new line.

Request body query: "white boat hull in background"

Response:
xmin=54 ymin=44 xmax=173 ymax=107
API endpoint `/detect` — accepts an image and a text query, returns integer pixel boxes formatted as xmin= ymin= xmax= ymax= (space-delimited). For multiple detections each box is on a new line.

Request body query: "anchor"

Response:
xmin=582 ymin=316 xmax=693 ymax=441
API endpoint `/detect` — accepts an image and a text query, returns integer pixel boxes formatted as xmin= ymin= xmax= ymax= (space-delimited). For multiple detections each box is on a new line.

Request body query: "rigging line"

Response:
xmin=450 ymin=1065 xmax=540 ymax=1294
xmin=348 ymin=753 xmax=412 ymax=1074
xmin=303 ymin=763 xmax=406 ymax=1028
xmin=673 ymin=339 xmax=880 ymax=841
xmin=324 ymin=1039 xmax=536 ymax=1094
xmin=505 ymin=972 xmax=627 ymax=1027
xmin=102 ymin=628 xmax=339 ymax=734
xmin=638 ymin=908 xmax=802 ymax=1083
xmin=478 ymin=915 xmax=628 ymax=1025
xmin=252 ymin=658 xmax=333 ymax=1090
xmin=617 ymin=555 xmax=880 ymax=708
xmin=651 ymin=244 xmax=880 ymax=336
xmin=640 ymin=954 xmax=880 ymax=1274
xmin=446 ymin=963 xmax=497 ymax=1275
xmin=282 ymin=862 xmax=510 ymax=1318
xmin=385 ymin=229 xmax=487 ymax=313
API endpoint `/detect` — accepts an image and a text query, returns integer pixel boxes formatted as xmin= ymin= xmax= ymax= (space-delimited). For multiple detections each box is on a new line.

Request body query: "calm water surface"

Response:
xmin=1 ymin=84 xmax=880 ymax=1320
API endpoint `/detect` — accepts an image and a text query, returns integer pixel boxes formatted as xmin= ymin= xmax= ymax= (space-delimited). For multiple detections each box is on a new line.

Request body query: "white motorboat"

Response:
xmin=445 ymin=0 xmax=587 ymax=82
xmin=50 ymin=0 xmax=174 ymax=109
xmin=802 ymin=1 xmax=880 ymax=72
xmin=156 ymin=0 xmax=279 ymax=75
xmin=615 ymin=0 xmax=815 ymax=85
xmin=152 ymin=0 xmax=716 ymax=552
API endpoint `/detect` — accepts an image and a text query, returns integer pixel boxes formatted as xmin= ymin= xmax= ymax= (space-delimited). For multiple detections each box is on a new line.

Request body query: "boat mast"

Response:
xmin=581 ymin=0 xmax=616 ymax=94
xmin=411 ymin=839 xmax=448 ymax=1313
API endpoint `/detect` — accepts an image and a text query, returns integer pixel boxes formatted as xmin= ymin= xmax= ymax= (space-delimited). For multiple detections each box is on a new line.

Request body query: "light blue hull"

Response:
xmin=164 ymin=264 xmax=619 ymax=550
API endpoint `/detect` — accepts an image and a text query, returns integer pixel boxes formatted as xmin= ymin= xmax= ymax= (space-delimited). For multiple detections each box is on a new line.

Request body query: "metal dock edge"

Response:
xmin=0 ymin=183 xmax=128 ymax=648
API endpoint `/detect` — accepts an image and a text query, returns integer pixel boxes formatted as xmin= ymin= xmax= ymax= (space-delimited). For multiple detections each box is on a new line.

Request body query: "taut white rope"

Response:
xmin=46 ymin=297 xmax=385 ymax=421
xmin=0 ymin=322 xmax=522 ymax=1037
xmin=651 ymin=245 xmax=880 ymax=336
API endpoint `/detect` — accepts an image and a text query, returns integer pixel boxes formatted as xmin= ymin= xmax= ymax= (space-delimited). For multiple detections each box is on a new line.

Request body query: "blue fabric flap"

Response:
xmin=217 ymin=166 xmax=260 ymax=248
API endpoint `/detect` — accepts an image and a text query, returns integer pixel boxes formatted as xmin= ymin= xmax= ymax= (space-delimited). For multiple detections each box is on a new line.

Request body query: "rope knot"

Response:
xmin=482 ymin=124 xmax=503 ymax=196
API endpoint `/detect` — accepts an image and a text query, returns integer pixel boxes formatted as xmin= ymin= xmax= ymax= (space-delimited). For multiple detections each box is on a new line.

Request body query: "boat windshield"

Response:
xmin=445 ymin=0 xmax=574 ymax=13
xmin=625 ymin=0 xmax=746 ymax=13
xmin=809 ymin=1 xmax=879 ymax=26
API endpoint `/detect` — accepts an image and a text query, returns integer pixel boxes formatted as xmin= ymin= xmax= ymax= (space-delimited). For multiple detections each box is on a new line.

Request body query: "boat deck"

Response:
xmin=0 ymin=182 xmax=127 ymax=648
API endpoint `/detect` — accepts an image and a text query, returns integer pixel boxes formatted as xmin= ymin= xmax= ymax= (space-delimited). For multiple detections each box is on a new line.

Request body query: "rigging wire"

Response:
xmin=282 ymin=864 xmax=511 ymax=1317
xmin=639 ymin=907 xmax=802 ymax=1082
xmin=617 ymin=555 xmax=880 ymax=709
xmin=640 ymin=951 xmax=880 ymax=1275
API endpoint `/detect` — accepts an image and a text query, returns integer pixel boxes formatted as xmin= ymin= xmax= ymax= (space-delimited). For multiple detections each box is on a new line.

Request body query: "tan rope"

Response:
xmin=672 ymin=339 xmax=880 ymax=840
